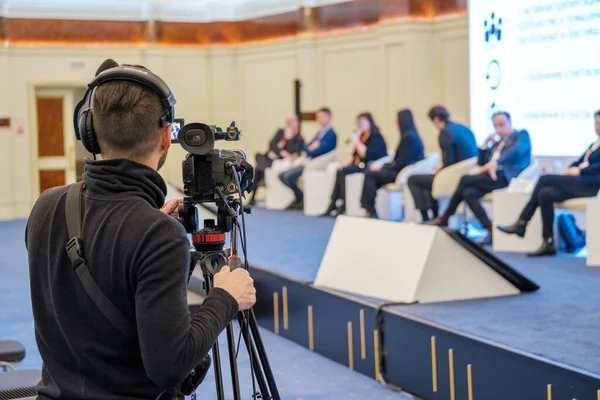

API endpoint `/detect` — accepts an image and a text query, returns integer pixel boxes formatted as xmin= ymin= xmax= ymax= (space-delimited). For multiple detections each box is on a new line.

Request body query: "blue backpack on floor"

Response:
xmin=557 ymin=213 xmax=586 ymax=253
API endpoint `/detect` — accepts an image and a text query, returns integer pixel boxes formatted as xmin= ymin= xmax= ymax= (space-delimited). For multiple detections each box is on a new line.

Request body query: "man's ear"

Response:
xmin=160 ymin=124 xmax=172 ymax=152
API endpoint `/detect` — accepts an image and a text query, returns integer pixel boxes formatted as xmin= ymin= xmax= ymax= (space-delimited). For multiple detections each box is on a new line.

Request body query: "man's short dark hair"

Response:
xmin=492 ymin=111 xmax=511 ymax=122
xmin=594 ymin=109 xmax=600 ymax=118
xmin=92 ymin=78 xmax=164 ymax=159
xmin=317 ymin=107 xmax=332 ymax=116
xmin=428 ymin=106 xmax=450 ymax=123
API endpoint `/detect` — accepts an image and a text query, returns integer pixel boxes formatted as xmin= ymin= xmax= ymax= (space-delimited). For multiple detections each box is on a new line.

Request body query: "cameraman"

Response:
xmin=25 ymin=64 xmax=256 ymax=399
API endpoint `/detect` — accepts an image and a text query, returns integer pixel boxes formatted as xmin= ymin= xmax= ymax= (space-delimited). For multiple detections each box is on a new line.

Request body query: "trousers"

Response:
xmin=360 ymin=169 xmax=398 ymax=213
xmin=407 ymin=174 xmax=436 ymax=211
xmin=254 ymin=153 xmax=274 ymax=187
xmin=329 ymin=165 xmax=363 ymax=207
xmin=444 ymin=173 xmax=508 ymax=228
xmin=520 ymin=174 xmax=600 ymax=239
xmin=279 ymin=166 xmax=305 ymax=202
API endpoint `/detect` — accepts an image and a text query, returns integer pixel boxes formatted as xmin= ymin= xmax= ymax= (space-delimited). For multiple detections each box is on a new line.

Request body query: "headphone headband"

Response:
xmin=90 ymin=66 xmax=176 ymax=113
xmin=73 ymin=62 xmax=177 ymax=155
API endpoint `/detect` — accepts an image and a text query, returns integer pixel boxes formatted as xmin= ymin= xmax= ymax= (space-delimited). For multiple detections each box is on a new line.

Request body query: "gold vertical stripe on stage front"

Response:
xmin=308 ymin=305 xmax=314 ymax=350
xmin=449 ymin=349 xmax=455 ymax=400
xmin=374 ymin=329 xmax=381 ymax=379
xmin=467 ymin=364 xmax=473 ymax=400
xmin=273 ymin=292 xmax=279 ymax=334
xmin=282 ymin=286 xmax=289 ymax=330
xmin=431 ymin=336 xmax=438 ymax=392
xmin=347 ymin=321 xmax=354 ymax=370
xmin=359 ymin=309 xmax=366 ymax=360
xmin=547 ymin=384 xmax=552 ymax=400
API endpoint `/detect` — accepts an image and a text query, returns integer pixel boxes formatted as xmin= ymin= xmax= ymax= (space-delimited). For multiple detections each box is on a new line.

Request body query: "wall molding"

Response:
xmin=0 ymin=2 xmax=468 ymax=47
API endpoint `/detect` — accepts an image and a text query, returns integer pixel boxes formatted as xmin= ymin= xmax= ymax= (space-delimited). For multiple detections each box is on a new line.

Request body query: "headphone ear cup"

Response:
xmin=80 ymin=108 xmax=101 ymax=154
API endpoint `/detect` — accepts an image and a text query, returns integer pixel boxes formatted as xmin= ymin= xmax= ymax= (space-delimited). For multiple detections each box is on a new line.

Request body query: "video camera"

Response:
xmin=171 ymin=119 xmax=280 ymax=400
xmin=171 ymin=119 xmax=254 ymax=234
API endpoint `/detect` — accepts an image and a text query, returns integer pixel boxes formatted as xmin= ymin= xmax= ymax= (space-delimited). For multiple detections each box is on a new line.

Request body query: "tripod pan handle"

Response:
xmin=228 ymin=255 xmax=242 ymax=271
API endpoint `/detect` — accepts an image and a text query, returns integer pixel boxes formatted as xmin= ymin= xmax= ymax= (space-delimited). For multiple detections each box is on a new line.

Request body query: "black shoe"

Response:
xmin=526 ymin=239 xmax=557 ymax=257
xmin=286 ymin=200 xmax=304 ymax=210
xmin=497 ymin=221 xmax=527 ymax=238
xmin=425 ymin=216 xmax=448 ymax=227
xmin=366 ymin=210 xmax=379 ymax=219
xmin=320 ymin=203 xmax=337 ymax=217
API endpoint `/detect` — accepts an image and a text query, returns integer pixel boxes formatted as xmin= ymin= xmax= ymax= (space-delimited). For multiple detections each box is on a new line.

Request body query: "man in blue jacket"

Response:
xmin=279 ymin=107 xmax=337 ymax=209
xmin=427 ymin=111 xmax=532 ymax=245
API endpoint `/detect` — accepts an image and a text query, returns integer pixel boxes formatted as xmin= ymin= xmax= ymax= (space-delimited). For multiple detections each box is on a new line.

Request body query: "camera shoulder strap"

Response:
xmin=65 ymin=181 xmax=135 ymax=339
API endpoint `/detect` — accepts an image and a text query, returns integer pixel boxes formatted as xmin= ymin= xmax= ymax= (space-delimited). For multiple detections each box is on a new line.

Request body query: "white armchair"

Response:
xmin=302 ymin=152 xmax=339 ymax=216
xmin=344 ymin=153 xmax=440 ymax=221
xmin=378 ymin=153 xmax=441 ymax=221
xmin=431 ymin=157 xmax=478 ymax=200
xmin=344 ymin=153 xmax=395 ymax=218
xmin=586 ymin=190 xmax=600 ymax=267
xmin=430 ymin=157 xmax=478 ymax=229
xmin=264 ymin=159 xmax=295 ymax=210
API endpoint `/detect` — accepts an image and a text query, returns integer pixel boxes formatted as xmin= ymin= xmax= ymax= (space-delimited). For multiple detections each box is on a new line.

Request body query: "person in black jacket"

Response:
xmin=498 ymin=110 xmax=600 ymax=256
xmin=249 ymin=115 xmax=304 ymax=205
xmin=25 ymin=61 xmax=256 ymax=400
xmin=360 ymin=109 xmax=425 ymax=218
xmin=408 ymin=106 xmax=478 ymax=221
xmin=322 ymin=112 xmax=388 ymax=216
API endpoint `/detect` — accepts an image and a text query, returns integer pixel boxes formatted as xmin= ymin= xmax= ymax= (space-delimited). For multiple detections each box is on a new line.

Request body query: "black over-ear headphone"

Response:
xmin=73 ymin=61 xmax=177 ymax=155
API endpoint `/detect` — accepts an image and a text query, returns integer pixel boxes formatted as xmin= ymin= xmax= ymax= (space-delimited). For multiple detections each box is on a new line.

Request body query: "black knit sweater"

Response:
xmin=26 ymin=158 xmax=238 ymax=399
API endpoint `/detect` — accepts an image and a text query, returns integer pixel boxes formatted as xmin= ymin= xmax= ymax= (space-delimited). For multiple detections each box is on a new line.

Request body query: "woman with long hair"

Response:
xmin=360 ymin=109 xmax=425 ymax=218
xmin=321 ymin=112 xmax=387 ymax=216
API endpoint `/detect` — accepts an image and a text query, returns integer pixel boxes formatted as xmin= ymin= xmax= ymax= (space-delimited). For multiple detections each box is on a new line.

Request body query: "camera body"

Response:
xmin=171 ymin=120 xmax=254 ymax=234
xmin=181 ymin=148 xmax=251 ymax=203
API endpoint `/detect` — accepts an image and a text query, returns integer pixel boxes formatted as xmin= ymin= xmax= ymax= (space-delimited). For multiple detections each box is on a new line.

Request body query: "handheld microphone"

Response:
xmin=345 ymin=126 xmax=361 ymax=144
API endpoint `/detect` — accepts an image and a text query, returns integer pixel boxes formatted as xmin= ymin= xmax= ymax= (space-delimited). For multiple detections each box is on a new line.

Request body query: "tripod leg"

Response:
xmin=211 ymin=339 xmax=225 ymax=400
xmin=237 ymin=313 xmax=270 ymax=399
xmin=203 ymin=272 xmax=226 ymax=400
xmin=247 ymin=310 xmax=281 ymax=400
xmin=226 ymin=323 xmax=242 ymax=400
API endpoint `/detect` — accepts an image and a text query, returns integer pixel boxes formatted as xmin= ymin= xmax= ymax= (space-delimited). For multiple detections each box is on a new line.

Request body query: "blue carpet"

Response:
xmin=242 ymin=207 xmax=600 ymax=376
xmin=0 ymin=218 xmax=409 ymax=399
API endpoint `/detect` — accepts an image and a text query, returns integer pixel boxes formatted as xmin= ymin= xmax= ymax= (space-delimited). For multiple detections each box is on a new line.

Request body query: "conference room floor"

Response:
xmin=240 ymin=206 xmax=600 ymax=376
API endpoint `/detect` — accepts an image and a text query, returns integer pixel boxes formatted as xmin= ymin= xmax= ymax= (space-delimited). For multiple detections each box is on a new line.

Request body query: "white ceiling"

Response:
xmin=0 ymin=0 xmax=353 ymax=21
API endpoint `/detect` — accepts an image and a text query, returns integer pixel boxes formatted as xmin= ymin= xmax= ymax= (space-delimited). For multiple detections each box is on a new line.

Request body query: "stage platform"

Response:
xmin=206 ymin=205 xmax=600 ymax=400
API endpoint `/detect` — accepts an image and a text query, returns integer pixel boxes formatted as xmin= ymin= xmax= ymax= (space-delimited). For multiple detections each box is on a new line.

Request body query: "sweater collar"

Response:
xmin=82 ymin=158 xmax=167 ymax=209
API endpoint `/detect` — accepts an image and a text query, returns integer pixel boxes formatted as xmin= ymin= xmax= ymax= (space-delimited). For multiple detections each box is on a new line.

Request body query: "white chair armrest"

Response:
xmin=270 ymin=159 xmax=293 ymax=171
xmin=304 ymin=151 xmax=337 ymax=171
xmin=432 ymin=157 xmax=478 ymax=198
xmin=517 ymin=159 xmax=540 ymax=181
xmin=368 ymin=154 xmax=394 ymax=169
xmin=326 ymin=162 xmax=341 ymax=173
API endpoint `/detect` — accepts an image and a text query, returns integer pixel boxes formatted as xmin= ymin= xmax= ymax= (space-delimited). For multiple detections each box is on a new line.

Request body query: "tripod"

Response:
xmin=189 ymin=199 xmax=280 ymax=400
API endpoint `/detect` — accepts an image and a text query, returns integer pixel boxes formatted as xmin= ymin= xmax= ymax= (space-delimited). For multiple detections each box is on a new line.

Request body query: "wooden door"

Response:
xmin=35 ymin=90 xmax=76 ymax=194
